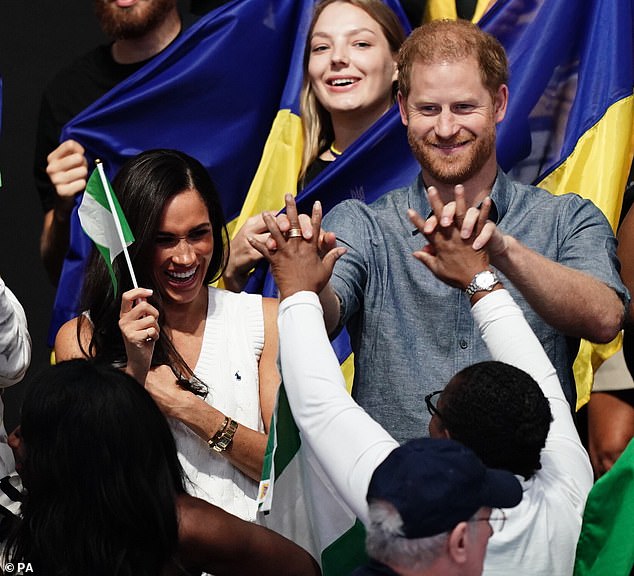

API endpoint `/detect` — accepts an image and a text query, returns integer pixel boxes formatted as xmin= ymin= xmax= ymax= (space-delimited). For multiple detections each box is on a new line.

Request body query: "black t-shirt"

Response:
xmin=34 ymin=44 xmax=148 ymax=212
xmin=302 ymin=156 xmax=332 ymax=188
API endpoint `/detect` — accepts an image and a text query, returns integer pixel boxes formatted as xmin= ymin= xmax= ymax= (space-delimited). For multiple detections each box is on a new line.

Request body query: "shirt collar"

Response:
xmin=489 ymin=167 xmax=513 ymax=223
xmin=407 ymin=173 xmax=429 ymax=236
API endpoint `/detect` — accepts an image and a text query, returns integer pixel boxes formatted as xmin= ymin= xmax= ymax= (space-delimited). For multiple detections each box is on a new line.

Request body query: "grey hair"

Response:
xmin=365 ymin=500 xmax=449 ymax=572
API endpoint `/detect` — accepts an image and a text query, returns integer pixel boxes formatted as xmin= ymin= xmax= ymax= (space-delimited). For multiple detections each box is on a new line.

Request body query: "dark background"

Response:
xmin=0 ymin=1 xmax=106 ymax=431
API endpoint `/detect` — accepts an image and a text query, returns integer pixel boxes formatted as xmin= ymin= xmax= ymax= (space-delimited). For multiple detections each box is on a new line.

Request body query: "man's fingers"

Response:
xmin=242 ymin=213 xmax=268 ymax=235
xmin=439 ymin=202 xmax=456 ymax=228
xmin=407 ymin=208 xmax=426 ymax=234
xmin=310 ymin=201 xmax=322 ymax=240
xmin=476 ymin=196 xmax=492 ymax=235
xmin=299 ymin=213 xmax=313 ymax=240
xmin=427 ymin=186 xmax=444 ymax=219
xmin=472 ymin=221 xmax=495 ymax=250
xmin=412 ymin=249 xmax=436 ymax=272
xmin=461 ymin=207 xmax=480 ymax=239
xmin=248 ymin=234 xmax=273 ymax=260
xmin=261 ymin=210 xmax=286 ymax=247
xmin=46 ymin=139 xmax=85 ymax=163
xmin=454 ymin=185 xmax=467 ymax=225
xmin=423 ymin=215 xmax=439 ymax=235
xmin=322 ymin=246 xmax=347 ymax=274
xmin=460 ymin=196 xmax=492 ymax=239
xmin=276 ymin=213 xmax=291 ymax=233
xmin=276 ymin=197 xmax=312 ymax=240
xmin=318 ymin=230 xmax=337 ymax=258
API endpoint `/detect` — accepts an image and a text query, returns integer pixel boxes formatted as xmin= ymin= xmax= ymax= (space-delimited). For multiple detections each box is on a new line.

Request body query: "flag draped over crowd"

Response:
xmin=55 ymin=0 xmax=633 ymax=572
xmin=50 ymin=0 xmax=318 ymax=344
xmin=487 ymin=0 xmax=634 ymax=406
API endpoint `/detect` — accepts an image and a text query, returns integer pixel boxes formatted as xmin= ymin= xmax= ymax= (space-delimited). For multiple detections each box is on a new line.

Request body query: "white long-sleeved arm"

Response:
xmin=278 ymin=291 xmax=398 ymax=525
xmin=472 ymin=290 xmax=561 ymax=397
xmin=471 ymin=290 xmax=593 ymax=493
xmin=0 ymin=278 xmax=31 ymax=387
xmin=0 ymin=278 xmax=31 ymax=477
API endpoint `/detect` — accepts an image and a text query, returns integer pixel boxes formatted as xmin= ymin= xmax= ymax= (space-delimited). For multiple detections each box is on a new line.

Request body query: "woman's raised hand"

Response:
xmin=119 ymin=287 xmax=160 ymax=384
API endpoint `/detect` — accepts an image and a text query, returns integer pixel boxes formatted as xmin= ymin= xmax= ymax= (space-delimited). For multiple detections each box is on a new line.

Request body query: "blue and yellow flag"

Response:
xmin=424 ymin=0 xmax=492 ymax=23
xmin=50 ymin=0 xmax=411 ymax=344
xmin=482 ymin=0 xmax=634 ymax=406
xmin=259 ymin=0 xmax=634 ymax=402
xmin=50 ymin=0 xmax=318 ymax=344
xmin=232 ymin=0 xmax=411 ymax=238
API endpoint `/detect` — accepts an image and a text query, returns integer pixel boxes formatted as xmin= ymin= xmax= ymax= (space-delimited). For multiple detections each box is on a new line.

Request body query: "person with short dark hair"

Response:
xmin=249 ymin=193 xmax=593 ymax=574
xmin=430 ymin=361 xmax=552 ymax=480
xmin=1 ymin=359 xmax=320 ymax=576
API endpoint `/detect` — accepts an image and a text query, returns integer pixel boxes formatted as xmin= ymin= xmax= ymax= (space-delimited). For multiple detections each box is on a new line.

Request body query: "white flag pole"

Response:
xmin=95 ymin=160 xmax=138 ymax=289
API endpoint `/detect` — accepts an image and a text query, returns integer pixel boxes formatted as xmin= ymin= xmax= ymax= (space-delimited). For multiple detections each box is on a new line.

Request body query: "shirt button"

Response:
xmin=459 ymin=339 xmax=468 ymax=349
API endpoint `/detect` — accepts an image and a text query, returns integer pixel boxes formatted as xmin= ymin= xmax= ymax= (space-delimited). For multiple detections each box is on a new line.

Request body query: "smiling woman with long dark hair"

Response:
xmin=54 ymin=149 xmax=280 ymax=522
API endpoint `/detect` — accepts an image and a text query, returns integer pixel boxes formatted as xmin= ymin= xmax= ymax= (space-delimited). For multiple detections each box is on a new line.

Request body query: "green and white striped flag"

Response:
xmin=258 ymin=385 xmax=367 ymax=575
xmin=78 ymin=162 xmax=136 ymax=293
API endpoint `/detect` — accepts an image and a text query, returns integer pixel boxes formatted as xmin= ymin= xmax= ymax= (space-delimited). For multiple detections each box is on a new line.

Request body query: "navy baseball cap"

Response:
xmin=366 ymin=438 xmax=523 ymax=538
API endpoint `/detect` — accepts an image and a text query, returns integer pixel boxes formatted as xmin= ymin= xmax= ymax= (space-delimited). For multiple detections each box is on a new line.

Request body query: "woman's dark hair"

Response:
xmin=4 ymin=359 xmax=186 ymax=575
xmin=79 ymin=149 xmax=229 ymax=388
xmin=439 ymin=361 xmax=552 ymax=480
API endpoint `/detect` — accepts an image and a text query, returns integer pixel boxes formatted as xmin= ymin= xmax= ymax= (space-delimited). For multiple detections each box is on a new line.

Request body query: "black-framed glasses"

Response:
xmin=471 ymin=508 xmax=507 ymax=534
xmin=425 ymin=390 xmax=444 ymax=418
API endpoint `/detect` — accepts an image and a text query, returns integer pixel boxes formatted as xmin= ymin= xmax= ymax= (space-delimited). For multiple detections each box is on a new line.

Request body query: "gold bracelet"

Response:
xmin=208 ymin=419 xmax=239 ymax=453
xmin=207 ymin=416 xmax=229 ymax=450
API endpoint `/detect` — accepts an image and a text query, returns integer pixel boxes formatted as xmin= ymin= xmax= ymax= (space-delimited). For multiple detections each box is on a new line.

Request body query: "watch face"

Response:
xmin=475 ymin=271 xmax=496 ymax=289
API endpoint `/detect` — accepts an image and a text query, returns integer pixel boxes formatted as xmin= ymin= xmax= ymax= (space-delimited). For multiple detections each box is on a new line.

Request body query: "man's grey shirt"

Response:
xmin=322 ymin=169 xmax=626 ymax=444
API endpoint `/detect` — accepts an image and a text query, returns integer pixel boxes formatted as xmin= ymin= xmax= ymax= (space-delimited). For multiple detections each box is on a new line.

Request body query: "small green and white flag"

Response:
xmin=258 ymin=385 xmax=367 ymax=575
xmin=78 ymin=161 xmax=136 ymax=293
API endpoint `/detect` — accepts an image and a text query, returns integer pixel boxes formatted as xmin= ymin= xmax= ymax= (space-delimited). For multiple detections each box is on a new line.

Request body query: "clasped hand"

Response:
xmin=248 ymin=194 xmax=346 ymax=299
xmin=408 ymin=185 xmax=497 ymax=289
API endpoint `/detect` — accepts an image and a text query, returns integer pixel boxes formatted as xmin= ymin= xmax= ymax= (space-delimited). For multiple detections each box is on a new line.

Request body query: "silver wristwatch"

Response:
xmin=465 ymin=270 xmax=499 ymax=298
